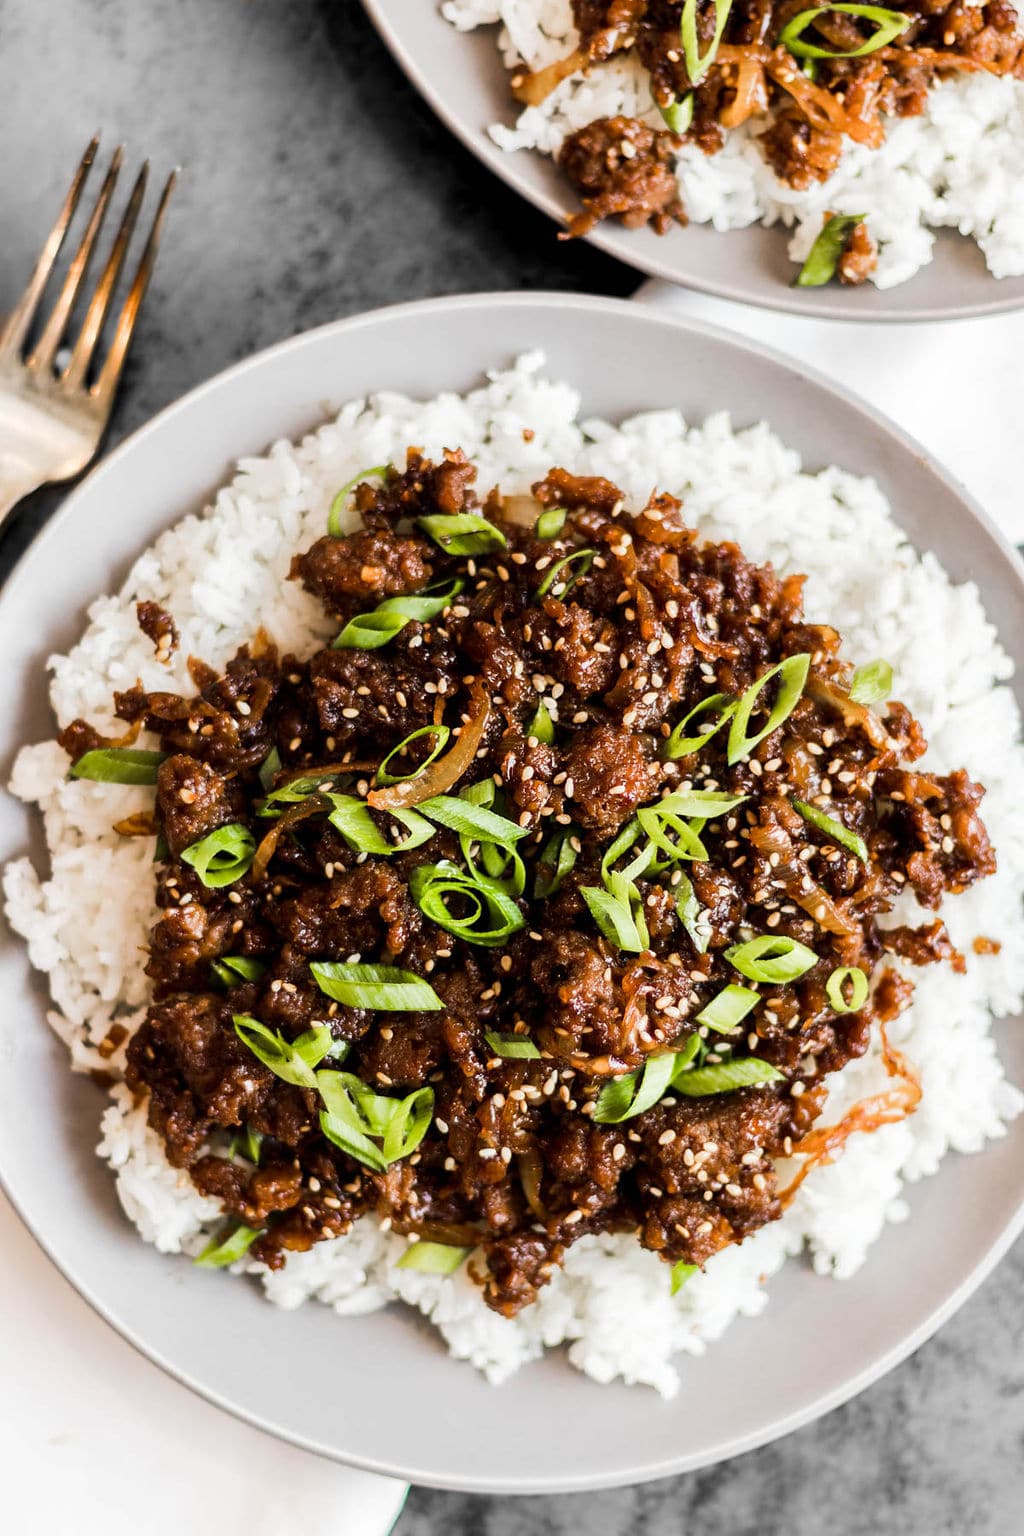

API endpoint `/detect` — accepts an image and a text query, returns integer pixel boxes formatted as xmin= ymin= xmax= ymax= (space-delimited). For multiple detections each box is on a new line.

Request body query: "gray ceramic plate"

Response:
xmin=0 ymin=293 xmax=1022 ymax=1493
xmin=362 ymin=0 xmax=1024 ymax=323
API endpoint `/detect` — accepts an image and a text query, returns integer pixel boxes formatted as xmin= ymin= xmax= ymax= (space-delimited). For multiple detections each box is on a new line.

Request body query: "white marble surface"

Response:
xmin=0 ymin=2 xmax=1021 ymax=1533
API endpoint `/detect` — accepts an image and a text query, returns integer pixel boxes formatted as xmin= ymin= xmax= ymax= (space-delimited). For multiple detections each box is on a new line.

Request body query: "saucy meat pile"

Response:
xmin=62 ymin=451 xmax=995 ymax=1314
xmin=514 ymin=0 xmax=1024 ymax=248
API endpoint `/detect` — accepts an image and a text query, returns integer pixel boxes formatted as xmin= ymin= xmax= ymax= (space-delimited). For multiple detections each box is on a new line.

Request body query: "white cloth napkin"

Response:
xmin=635 ymin=278 xmax=1024 ymax=547
xmin=0 ymin=1191 xmax=409 ymax=1535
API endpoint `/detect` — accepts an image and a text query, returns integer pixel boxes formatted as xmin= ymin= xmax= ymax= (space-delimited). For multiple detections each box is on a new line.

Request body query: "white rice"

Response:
xmin=441 ymin=0 xmax=1024 ymax=287
xmin=5 ymin=353 xmax=1023 ymax=1396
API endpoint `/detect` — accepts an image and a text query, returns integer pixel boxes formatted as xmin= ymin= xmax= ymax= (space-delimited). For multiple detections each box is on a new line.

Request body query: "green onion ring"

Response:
xmin=375 ymin=724 xmax=451 ymax=787
xmin=727 ymin=653 xmax=810 ymax=764
xmin=826 ymin=965 xmax=870 ymax=1013
xmin=695 ymin=983 xmax=760 ymax=1034
xmin=795 ymin=213 xmax=869 ymax=288
xmin=726 ymin=934 xmax=819 ymax=984
xmin=310 ymin=962 xmax=443 ymax=1012
xmin=849 ymin=657 xmax=893 ymax=706
xmin=484 ymin=1032 xmax=542 ymax=1060
xmin=194 ymin=1223 xmax=262 ymax=1268
xmin=416 ymin=512 xmax=507 ymax=556
xmin=180 ymin=822 xmax=256 ymax=889
xmin=681 ymin=0 xmax=734 ymax=85
xmin=673 ymin=1058 xmax=785 ymax=1095
xmin=535 ymin=507 xmax=566 ymax=540
xmin=664 ymin=693 xmax=737 ymax=759
xmin=328 ymin=466 xmax=388 ymax=537
xmin=779 ymin=4 xmax=911 ymax=60
xmin=793 ymin=798 xmax=869 ymax=863
xmin=535 ymin=548 xmax=595 ymax=601
xmin=70 ymin=746 xmax=165 ymax=784
xmin=397 ymin=1240 xmax=472 ymax=1274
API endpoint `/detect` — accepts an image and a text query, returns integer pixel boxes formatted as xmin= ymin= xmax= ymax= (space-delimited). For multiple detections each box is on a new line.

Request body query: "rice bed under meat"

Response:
xmin=5 ymin=353 xmax=1023 ymax=1394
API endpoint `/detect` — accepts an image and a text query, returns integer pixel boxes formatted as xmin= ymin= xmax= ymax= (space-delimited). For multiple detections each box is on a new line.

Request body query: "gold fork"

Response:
xmin=0 ymin=137 xmax=175 ymax=521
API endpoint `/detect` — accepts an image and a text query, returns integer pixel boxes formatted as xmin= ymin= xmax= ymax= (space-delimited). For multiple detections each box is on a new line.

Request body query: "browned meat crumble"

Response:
xmin=524 ymin=1 xmax=1024 ymax=243
xmin=61 ymin=450 xmax=995 ymax=1315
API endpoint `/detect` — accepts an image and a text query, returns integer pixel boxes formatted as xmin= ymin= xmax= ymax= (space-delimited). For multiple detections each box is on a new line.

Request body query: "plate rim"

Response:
xmin=2 ymin=288 xmax=1023 ymax=1492
xmin=360 ymin=0 xmax=1024 ymax=325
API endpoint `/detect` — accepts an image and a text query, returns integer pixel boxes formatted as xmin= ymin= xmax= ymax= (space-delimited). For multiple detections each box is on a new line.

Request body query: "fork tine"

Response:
xmin=0 ymin=136 xmax=99 ymax=359
xmin=94 ymin=168 xmax=176 ymax=405
xmin=61 ymin=161 xmax=148 ymax=391
xmin=28 ymin=145 xmax=124 ymax=375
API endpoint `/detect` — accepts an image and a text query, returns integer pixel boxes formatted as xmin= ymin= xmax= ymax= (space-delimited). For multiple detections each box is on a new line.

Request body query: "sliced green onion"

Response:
xmin=681 ymin=0 xmax=734 ymax=85
xmin=671 ymin=1260 xmax=698 ymax=1294
xmin=664 ymin=694 xmax=737 ymax=759
xmin=334 ymin=576 xmax=465 ymax=650
xmin=793 ymin=798 xmax=868 ymax=863
xmin=696 ymin=983 xmax=760 ymax=1034
xmin=316 ymin=1069 xmax=433 ymax=1170
xmin=228 ymin=1124 xmax=263 ymax=1164
xmin=417 ymin=512 xmax=507 ymax=556
xmin=233 ymin=1015 xmax=335 ymax=1089
xmin=463 ymin=823 xmax=526 ymax=898
xmin=581 ymin=874 xmax=649 ymax=953
xmin=659 ymin=94 xmax=694 ymax=134
xmin=418 ymin=793 xmax=530 ymax=845
xmin=410 ymin=860 xmax=525 ymax=947
xmin=674 ymin=1058 xmax=786 ymax=1095
xmin=600 ymin=817 xmax=643 ymax=876
xmin=484 ymin=1032 xmax=541 ymax=1060
xmin=381 ymin=1084 xmax=434 ymax=1163
xmin=593 ymin=1052 xmax=678 ymax=1124
xmin=534 ymin=827 xmax=579 ymax=898
xmin=796 ymin=213 xmax=868 ymax=288
xmin=194 ymin=1223 xmax=262 ymax=1268
xmin=326 ymin=794 xmax=433 ymax=855
xmin=727 ymin=653 xmax=810 ymax=764
xmin=726 ymin=934 xmax=818 ymax=984
xmin=397 ymin=1240 xmax=471 ymax=1274
xmin=535 ymin=507 xmax=566 ymax=540
xmin=70 ymin=747 xmax=165 ymax=785
xmin=658 ymin=789 xmax=748 ymax=820
xmin=675 ymin=873 xmax=710 ymax=954
xmin=310 ymin=961 xmax=443 ymax=1011
xmin=212 ymin=955 xmax=266 ymax=988
xmin=849 ymin=658 xmax=893 ymax=706
xmin=375 ymin=724 xmax=450 ymax=787
xmin=258 ymin=746 xmax=281 ymax=794
xmin=826 ymin=965 xmax=869 ymax=1013
xmin=592 ymin=1036 xmax=701 ymax=1124
xmin=259 ymin=775 xmax=326 ymax=817
xmin=536 ymin=548 xmax=594 ymax=601
xmin=328 ymin=467 xmax=388 ymax=537
xmin=181 ymin=823 xmax=256 ymax=889
xmin=526 ymin=700 xmax=555 ymax=745
xmin=333 ymin=610 xmax=408 ymax=650
xmin=316 ymin=1073 xmax=388 ymax=1171
xmin=636 ymin=806 xmax=709 ymax=864
xmin=779 ymin=4 xmax=911 ymax=60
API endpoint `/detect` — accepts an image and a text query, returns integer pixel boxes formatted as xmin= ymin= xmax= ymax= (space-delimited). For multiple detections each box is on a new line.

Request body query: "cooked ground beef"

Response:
xmin=136 ymin=600 xmax=179 ymax=660
xmin=535 ymin=1 xmax=1024 ymax=241
xmin=61 ymin=450 xmax=995 ymax=1314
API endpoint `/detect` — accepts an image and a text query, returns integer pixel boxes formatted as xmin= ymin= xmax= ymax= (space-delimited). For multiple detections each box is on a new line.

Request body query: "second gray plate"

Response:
xmin=362 ymin=0 xmax=1024 ymax=323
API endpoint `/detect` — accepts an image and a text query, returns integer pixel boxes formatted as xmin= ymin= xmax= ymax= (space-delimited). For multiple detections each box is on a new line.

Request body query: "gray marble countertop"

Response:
xmin=1 ymin=3 xmax=1019 ymax=1532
